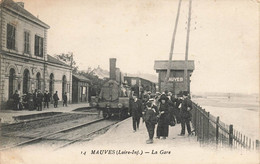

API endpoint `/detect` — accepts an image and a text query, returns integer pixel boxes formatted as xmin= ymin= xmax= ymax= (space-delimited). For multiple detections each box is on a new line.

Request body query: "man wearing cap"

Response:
xmin=129 ymin=93 xmax=143 ymax=132
xmin=179 ymin=91 xmax=193 ymax=136
xmin=143 ymin=101 xmax=157 ymax=144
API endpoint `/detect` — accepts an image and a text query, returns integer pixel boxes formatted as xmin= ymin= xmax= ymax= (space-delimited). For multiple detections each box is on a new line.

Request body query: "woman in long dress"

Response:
xmin=156 ymin=94 xmax=170 ymax=139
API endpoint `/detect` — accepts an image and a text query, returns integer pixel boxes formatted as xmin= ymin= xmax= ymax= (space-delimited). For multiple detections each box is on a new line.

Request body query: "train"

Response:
xmin=91 ymin=58 xmax=131 ymax=119
xmin=91 ymin=58 xmax=157 ymax=119
xmin=124 ymin=76 xmax=156 ymax=99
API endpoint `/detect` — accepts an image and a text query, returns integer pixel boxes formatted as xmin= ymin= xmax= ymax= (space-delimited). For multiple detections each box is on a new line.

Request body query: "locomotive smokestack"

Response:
xmin=110 ymin=58 xmax=116 ymax=80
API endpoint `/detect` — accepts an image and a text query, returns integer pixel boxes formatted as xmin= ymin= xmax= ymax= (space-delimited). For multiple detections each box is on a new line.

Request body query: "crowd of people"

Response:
xmin=129 ymin=91 xmax=193 ymax=144
xmin=11 ymin=88 xmax=192 ymax=144
xmin=11 ymin=90 xmax=68 ymax=111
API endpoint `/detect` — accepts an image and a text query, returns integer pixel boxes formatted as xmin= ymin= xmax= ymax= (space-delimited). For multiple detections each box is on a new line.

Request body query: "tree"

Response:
xmin=78 ymin=68 xmax=105 ymax=96
xmin=55 ymin=52 xmax=79 ymax=74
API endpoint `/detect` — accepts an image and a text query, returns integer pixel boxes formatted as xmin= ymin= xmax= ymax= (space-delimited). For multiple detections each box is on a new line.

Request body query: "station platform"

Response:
xmin=0 ymin=103 xmax=90 ymax=124
xmin=68 ymin=117 xmax=259 ymax=164
xmin=0 ymin=114 xmax=258 ymax=164
xmin=64 ymin=118 xmax=258 ymax=164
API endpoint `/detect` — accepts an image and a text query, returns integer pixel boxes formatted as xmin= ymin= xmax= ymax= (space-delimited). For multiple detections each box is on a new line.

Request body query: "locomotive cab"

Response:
xmin=96 ymin=80 xmax=130 ymax=119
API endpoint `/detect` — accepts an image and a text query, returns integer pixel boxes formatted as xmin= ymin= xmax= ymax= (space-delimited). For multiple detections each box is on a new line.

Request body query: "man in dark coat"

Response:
xmin=156 ymin=94 xmax=171 ymax=139
xmin=179 ymin=91 xmax=193 ymax=136
xmin=44 ymin=90 xmax=50 ymax=108
xmin=33 ymin=89 xmax=38 ymax=110
xmin=36 ymin=90 xmax=43 ymax=111
xmin=27 ymin=91 xmax=34 ymax=111
xmin=13 ymin=90 xmax=20 ymax=110
xmin=173 ymin=94 xmax=182 ymax=124
xmin=53 ymin=91 xmax=59 ymax=108
xmin=63 ymin=92 xmax=68 ymax=107
xmin=129 ymin=93 xmax=143 ymax=132
xmin=144 ymin=101 xmax=158 ymax=144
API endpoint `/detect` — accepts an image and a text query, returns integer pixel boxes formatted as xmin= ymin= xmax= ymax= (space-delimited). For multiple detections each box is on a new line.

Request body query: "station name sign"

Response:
xmin=168 ymin=77 xmax=184 ymax=82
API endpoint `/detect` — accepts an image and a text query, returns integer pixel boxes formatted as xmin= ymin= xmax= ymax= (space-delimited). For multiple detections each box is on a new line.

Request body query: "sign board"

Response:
xmin=168 ymin=77 xmax=184 ymax=82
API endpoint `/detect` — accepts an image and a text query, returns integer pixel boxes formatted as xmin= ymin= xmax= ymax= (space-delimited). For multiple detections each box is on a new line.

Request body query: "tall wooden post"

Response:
xmin=229 ymin=125 xmax=233 ymax=147
xmin=184 ymin=0 xmax=192 ymax=92
xmin=216 ymin=116 xmax=219 ymax=145
xmin=165 ymin=0 xmax=182 ymax=82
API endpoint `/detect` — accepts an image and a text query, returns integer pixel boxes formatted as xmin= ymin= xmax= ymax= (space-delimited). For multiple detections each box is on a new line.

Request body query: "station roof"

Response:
xmin=154 ymin=60 xmax=195 ymax=71
xmin=72 ymin=74 xmax=91 ymax=83
xmin=47 ymin=55 xmax=70 ymax=67
xmin=0 ymin=0 xmax=50 ymax=29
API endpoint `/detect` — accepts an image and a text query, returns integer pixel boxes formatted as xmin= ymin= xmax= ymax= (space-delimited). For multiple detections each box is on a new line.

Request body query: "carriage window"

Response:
xmin=131 ymin=79 xmax=136 ymax=85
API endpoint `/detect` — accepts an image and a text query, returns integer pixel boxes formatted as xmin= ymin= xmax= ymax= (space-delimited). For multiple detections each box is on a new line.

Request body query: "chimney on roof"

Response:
xmin=17 ymin=2 xmax=24 ymax=8
xmin=109 ymin=58 xmax=116 ymax=80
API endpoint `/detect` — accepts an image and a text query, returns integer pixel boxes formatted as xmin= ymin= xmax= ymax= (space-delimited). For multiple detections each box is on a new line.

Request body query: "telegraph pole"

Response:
xmin=184 ymin=0 xmax=192 ymax=92
xmin=165 ymin=0 xmax=182 ymax=83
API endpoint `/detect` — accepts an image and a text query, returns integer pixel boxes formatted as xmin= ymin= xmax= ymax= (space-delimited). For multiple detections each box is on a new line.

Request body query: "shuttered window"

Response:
xmin=7 ymin=24 xmax=16 ymax=50
xmin=24 ymin=31 xmax=30 ymax=54
xmin=34 ymin=35 xmax=43 ymax=57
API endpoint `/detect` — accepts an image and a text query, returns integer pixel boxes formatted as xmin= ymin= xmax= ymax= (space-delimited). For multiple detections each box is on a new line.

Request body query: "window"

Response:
xmin=34 ymin=35 xmax=43 ymax=57
xmin=131 ymin=79 xmax=136 ymax=85
xmin=24 ymin=31 xmax=30 ymax=54
xmin=82 ymin=87 xmax=86 ymax=94
xmin=7 ymin=24 xmax=16 ymax=50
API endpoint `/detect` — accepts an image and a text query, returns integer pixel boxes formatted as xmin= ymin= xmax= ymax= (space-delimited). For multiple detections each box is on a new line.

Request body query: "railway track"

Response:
xmin=54 ymin=121 xmax=118 ymax=150
xmin=0 ymin=118 xmax=115 ymax=151
xmin=1 ymin=112 xmax=98 ymax=133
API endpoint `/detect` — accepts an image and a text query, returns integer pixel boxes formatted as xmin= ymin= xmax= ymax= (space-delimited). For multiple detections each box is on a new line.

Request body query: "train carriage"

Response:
xmin=124 ymin=76 xmax=156 ymax=99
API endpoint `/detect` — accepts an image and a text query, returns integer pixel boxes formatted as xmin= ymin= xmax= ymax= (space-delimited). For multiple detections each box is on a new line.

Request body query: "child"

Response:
xmin=144 ymin=101 xmax=158 ymax=144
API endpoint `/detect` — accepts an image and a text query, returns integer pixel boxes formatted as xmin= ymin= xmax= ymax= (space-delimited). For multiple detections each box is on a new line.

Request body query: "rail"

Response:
xmin=190 ymin=102 xmax=259 ymax=150
xmin=0 ymin=118 xmax=105 ymax=151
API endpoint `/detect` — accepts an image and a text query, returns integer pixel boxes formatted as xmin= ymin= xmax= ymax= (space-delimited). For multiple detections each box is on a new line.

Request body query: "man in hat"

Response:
xmin=63 ymin=92 xmax=68 ymax=107
xmin=179 ymin=91 xmax=193 ymax=136
xmin=33 ymin=89 xmax=38 ymax=110
xmin=53 ymin=91 xmax=59 ymax=108
xmin=13 ymin=90 xmax=20 ymax=110
xmin=143 ymin=101 xmax=158 ymax=144
xmin=44 ymin=90 xmax=50 ymax=108
xmin=129 ymin=93 xmax=143 ymax=132
xmin=36 ymin=90 xmax=43 ymax=111
xmin=154 ymin=92 xmax=161 ymax=107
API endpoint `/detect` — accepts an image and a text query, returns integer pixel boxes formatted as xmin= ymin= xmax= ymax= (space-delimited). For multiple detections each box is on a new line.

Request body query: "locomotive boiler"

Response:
xmin=92 ymin=58 xmax=131 ymax=119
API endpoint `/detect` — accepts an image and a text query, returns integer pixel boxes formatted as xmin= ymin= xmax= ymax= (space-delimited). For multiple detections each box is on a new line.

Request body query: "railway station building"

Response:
xmin=154 ymin=60 xmax=195 ymax=95
xmin=72 ymin=74 xmax=91 ymax=104
xmin=0 ymin=0 xmax=72 ymax=109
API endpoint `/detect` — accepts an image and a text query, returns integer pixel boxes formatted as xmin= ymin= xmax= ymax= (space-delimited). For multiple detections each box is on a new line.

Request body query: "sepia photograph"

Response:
xmin=0 ymin=0 xmax=259 ymax=163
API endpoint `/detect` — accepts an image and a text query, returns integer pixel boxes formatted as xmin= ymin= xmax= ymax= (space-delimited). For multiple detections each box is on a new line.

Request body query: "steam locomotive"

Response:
xmin=91 ymin=58 xmax=131 ymax=119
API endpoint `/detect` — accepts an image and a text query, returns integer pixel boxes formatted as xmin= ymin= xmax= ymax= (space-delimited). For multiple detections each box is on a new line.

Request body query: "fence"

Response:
xmin=191 ymin=102 xmax=259 ymax=150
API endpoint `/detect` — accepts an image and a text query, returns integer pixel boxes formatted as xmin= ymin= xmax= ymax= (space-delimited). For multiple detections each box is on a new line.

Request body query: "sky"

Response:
xmin=19 ymin=0 xmax=259 ymax=94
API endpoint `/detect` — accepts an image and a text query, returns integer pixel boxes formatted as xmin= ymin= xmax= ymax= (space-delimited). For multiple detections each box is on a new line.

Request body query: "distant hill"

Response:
xmin=192 ymin=92 xmax=259 ymax=98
